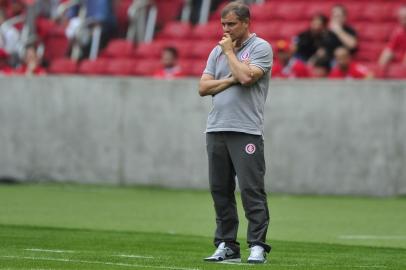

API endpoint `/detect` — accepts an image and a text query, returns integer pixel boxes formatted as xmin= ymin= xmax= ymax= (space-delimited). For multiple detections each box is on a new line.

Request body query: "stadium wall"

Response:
xmin=0 ymin=77 xmax=405 ymax=196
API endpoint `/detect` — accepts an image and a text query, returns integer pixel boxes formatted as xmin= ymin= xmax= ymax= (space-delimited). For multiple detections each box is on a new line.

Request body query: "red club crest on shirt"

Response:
xmin=245 ymin=143 xmax=256 ymax=154
xmin=241 ymin=50 xmax=250 ymax=61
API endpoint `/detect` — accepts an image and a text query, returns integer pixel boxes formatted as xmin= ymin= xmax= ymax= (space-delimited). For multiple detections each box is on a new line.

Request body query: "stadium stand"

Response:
xmin=0 ymin=0 xmax=404 ymax=79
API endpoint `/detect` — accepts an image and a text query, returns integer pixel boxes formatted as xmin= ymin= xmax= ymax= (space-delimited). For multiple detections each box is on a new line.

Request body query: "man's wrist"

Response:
xmin=224 ymin=50 xmax=234 ymax=56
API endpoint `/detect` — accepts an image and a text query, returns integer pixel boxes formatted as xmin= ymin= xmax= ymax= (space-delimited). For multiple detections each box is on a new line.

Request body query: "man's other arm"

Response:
xmin=198 ymin=74 xmax=237 ymax=96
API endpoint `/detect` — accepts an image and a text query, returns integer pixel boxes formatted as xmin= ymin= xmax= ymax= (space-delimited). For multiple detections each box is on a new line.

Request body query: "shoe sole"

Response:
xmin=247 ymin=259 xmax=267 ymax=264
xmin=204 ymin=258 xmax=242 ymax=263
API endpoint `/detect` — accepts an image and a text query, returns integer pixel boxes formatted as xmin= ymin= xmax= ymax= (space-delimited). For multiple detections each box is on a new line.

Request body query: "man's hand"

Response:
xmin=329 ymin=21 xmax=343 ymax=34
xmin=219 ymin=33 xmax=235 ymax=54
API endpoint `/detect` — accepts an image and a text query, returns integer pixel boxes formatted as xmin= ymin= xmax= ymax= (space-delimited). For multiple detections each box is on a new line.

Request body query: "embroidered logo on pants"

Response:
xmin=245 ymin=143 xmax=256 ymax=154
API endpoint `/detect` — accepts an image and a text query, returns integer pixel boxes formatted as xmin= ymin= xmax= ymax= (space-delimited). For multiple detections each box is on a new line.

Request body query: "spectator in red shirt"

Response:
xmin=272 ymin=40 xmax=310 ymax=79
xmin=378 ymin=5 xmax=406 ymax=75
xmin=0 ymin=48 xmax=13 ymax=74
xmin=329 ymin=47 xmax=370 ymax=79
xmin=15 ymin=44 xmax=47 ymax=75
xmin=153 ymin=47 xmax=185 ymax=79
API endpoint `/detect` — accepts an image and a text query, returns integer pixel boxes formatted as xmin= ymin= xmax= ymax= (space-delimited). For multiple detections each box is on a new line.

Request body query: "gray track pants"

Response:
xmin=206 ymin=131 xmax=271 ymax=253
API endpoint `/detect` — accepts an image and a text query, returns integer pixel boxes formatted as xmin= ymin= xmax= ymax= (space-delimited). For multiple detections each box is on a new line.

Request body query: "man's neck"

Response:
xmin=235 ymin=32 xmax=252 ymax=48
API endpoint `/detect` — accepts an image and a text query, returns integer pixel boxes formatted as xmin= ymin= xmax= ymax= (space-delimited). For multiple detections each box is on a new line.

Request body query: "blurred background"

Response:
xmin=0 ymin=0 xmax=405 ymax=196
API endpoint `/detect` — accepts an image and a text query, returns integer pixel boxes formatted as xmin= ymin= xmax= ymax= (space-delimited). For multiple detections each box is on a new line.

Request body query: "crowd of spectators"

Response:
xmin=0 ymin=0 xmax=405 ymax=79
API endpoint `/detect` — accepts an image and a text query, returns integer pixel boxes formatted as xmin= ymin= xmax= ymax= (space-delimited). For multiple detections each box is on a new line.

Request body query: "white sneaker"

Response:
xmin=247 ymin=245 xmax=267 ymax=264
xmin=204 ymin=242 xmax=241 ymax=262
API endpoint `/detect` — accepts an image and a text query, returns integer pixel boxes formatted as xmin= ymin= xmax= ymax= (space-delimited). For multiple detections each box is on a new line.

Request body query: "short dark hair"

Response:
xmin=221 ymin=1 xmax=250 ymax=21
xmin=163 ymin=47 xmax=178 ymax=58
xmin=312 ymin=13 xmax=328 ymax=27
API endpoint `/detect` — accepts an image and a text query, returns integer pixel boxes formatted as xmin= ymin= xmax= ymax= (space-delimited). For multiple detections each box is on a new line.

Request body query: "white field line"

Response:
xmin=1 ymin=256 xmax=199 ymax=270
xmin=0 ymin=269 xmax=54 ymax=270
xmin=24 ymin=248 xmax=154 ymax=259
xmin=218 ymin=262 xmax=386 ymax=269
xmin=218 ymin=261 xmax=254 ymax=266
xmin=338 ymin=235 xmax=406 ymax=240
xmin=290 ymin=265 xmax=386 ymax=269
xmin=24 ymin=248 xmax=75 ymax=253
xmin=114 ymin=254 xmax=155 ymax=259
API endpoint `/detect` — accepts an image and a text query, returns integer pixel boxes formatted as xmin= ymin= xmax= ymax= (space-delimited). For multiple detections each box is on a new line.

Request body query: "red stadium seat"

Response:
xmin=100 ymin=39 xmax=135 ymax=58
xmin=48 ymin=58 xmax=78 ymax=74
xmin=355 ymin=42 xmax=385 ymax=62
xmin=157 ymin=22 xmax=193 ymax=40
xmin=358 ymin=3 xmax=397 ymax=22
xmin=104 ymin=58 xmax=136 ymax=76
xmin=343 ymin=3 xmax=364 ymax=23
xmin=278 ymin=23 xmax=306 ymax=40
xmin=251 ymin=21 xmax=283 ymax=41
xmin=114 ymin=0 xmax=132 ymax=36
xmin=272 ymin=2 xmax=308 ymax=21
xmin=43 ymin=27 xmax=69 ymax=61
xmin=191 ymin=21 xmax=223 ymax=40
xmin=180 ymin=60 xmax=206 ymax=77
xmin=190 ymin=41 xmax=217 ymax=60
xmin=386 ymin=64 xmax=406 ymax=79
xmin=164 ymin=40 xmax=194 ymax=59
xmin=304 ymin=3 xmax=332 ymax=19
xmin=355 ymin=23 xmax=394 ymax=42
xmin=155 ymin=0 xmax=185 ymax=27
xmin=133 ymin=59 xmax=161 ymax=76
xmin=78 ymin=59 xmax=108 ymax=75
xmin=249 ymin=3 xmax=273 ymax=21
xmin=134 ymin=42 xmax=164 ymax=59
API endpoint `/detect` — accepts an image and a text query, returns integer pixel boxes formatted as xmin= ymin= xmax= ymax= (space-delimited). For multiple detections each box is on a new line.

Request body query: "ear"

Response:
xmin=243 ymin=19 xmax=250 ymax=28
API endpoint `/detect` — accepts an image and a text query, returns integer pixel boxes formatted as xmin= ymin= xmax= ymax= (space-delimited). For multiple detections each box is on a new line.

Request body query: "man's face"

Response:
xmin=331 ymin=7 xmax=346 ymax=25
xmin=161 ymin=50 xmax=176 ymax=68
xmin=25 ymin=48 xmax=38 ymax=65
xmin=221 ymin=12 xmax=248 ymax=41
xmin=310 ymin=17 xmax=324 ymax=33
xmin=334 ymin=48 xmax=350 ymax=69
xmin=277 ymin=51 xmax=290 ymax=64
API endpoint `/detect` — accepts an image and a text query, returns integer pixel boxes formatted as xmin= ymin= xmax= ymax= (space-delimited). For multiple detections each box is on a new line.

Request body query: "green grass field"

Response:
xmin=0 ymin=184 xmax=405 ymax=270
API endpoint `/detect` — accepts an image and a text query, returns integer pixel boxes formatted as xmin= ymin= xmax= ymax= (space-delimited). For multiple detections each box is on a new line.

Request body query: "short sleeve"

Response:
xmin=249 ymin=41 xmax=273 ymax=74
xmin=203 ymin=46 xmax=219 ymax=76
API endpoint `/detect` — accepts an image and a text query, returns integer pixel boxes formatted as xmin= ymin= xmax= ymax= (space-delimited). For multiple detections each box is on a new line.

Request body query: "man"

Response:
xmin=294 ymin=14 xmax=337 ymax=63
xmin=0 ymin=8 xmax=20 ymax=64
xmin=14 ymin=45 xmax=47 ymax=76
xmin=329 ymin=47 xmax=370 ymax=79
xmin=378 ymin=5 xmax=406 ymax=75
xmin=153 ymin=47 xmax=185 ymax=79
xmin=272 ymin=39 xmax=309 ymax=78
xmin=198 ymin=2 xmax=272 ymax=264
xmin=328 ymin=4 xmax=358 ymax=54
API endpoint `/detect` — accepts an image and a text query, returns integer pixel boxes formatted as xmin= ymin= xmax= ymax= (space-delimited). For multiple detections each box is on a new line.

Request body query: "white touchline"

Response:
xmin=114 ymin=254 xmax=155 ymax=259
xmin=24 ymin=248 xmax=75 ymax=253
xmin=24 ymin=248 xmax=155 ymax=259
xmin=219 ymin=261 xmax=254 ymax=266
xmin=338 ymin=235 xmax=406 ymax=240
xmin=1 ymin=256 xmax=199 ymax=270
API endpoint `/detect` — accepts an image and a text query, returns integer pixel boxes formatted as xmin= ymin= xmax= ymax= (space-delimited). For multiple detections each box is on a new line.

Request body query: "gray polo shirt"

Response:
xmin=203 ymin=34 xmax=273 ymax=135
